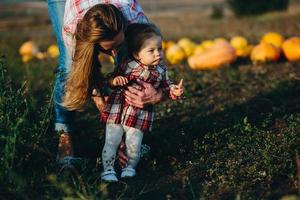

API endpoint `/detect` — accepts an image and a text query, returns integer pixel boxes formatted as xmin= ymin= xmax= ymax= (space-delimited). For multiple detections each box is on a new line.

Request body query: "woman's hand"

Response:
xmin=124 ymin=79 xmax=163 ymax=108
xmin=91 ymin=96 xmax=108 ymax=112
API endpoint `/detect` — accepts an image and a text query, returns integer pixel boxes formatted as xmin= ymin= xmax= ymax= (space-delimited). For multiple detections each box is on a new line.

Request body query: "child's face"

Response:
xmin=134 ymin=35 xmax=163 ymax=67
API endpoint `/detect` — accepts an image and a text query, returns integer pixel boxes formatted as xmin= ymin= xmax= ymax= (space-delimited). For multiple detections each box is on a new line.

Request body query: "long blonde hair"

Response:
xmin=63 ymin=4 xmax=127 ymax=111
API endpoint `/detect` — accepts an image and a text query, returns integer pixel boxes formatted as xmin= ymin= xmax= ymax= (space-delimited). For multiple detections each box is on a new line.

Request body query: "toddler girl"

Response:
xmin=101 ymin=23 xmax=184 ymax=182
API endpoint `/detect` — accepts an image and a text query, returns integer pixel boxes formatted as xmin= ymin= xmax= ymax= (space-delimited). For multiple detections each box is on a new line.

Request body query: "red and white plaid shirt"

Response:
xmin=63 ymin=0 xmax=148 ymax=57
xmin=101 ymin=59 xmax=177 ymax=132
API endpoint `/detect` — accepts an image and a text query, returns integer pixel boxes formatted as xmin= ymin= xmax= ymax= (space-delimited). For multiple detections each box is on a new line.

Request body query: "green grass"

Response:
xmin=1 ymin=8 xmax=300 ymax=200
xmin=1 ymin=54 xmax=299 ymax=200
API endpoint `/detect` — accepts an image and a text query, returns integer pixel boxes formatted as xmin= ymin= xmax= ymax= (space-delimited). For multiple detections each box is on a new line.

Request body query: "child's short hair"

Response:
xmin=126 ymin=23 xmax=162 ymax=55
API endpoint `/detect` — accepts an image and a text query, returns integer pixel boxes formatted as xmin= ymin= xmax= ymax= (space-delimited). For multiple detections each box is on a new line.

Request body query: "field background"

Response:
xmin=1 ymin=0 xmax=300 ymax=200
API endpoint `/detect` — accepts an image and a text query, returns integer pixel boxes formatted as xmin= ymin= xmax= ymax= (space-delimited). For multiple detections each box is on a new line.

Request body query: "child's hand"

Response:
xmin=171 ymin=79 xmax=184 ymax=97
xmin=111 ymin=76 xmax=128 ymax=87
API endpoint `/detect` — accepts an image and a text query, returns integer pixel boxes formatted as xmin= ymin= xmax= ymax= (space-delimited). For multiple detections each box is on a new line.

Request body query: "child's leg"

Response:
xmin=123 ymin=126 xmax=144 ymax=169
xmin=102 ymin=124 xmax=124 ymax=172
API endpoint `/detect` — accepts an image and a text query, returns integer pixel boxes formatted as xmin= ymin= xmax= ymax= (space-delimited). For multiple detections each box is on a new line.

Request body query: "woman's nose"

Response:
xmin=111 ymin=49 xmax=118 ymax=57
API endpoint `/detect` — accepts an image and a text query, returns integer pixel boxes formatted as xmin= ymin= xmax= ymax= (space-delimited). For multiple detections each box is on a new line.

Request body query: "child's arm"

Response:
xmin=106 ymin=59 xmax=128 ymax=88
xmin=159 ymin=67 xmax=184 ymax=100
xmin=91 ymin=75 xmax=128 ymax=112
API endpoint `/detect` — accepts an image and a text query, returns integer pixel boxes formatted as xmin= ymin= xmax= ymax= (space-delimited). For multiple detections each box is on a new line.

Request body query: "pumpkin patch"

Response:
xmin=19 ymin=33 xmax=300 ymax=67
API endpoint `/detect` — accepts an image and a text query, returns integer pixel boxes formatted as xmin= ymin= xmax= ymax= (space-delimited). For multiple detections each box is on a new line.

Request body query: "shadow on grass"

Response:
xmin=69 ymin=78 xmax=299 ymax=200
xmin=137 ymin=79 xmax=300 ymax=200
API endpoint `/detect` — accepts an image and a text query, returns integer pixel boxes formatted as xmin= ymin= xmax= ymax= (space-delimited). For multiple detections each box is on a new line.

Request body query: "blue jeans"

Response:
xmin=47 ymin=0 xmax=73 ymax=132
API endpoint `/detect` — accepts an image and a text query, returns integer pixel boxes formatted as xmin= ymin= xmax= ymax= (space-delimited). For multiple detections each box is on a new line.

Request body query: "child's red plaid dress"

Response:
xmin=101 ymin=59 xmax=176 ymax=132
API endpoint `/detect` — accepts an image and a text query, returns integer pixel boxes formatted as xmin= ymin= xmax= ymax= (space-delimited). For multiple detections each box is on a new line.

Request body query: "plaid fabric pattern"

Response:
xmin=101 ymin=59 xmax=175 ymax=132
xmin=63 ymin=0 xmax=148 ymax=57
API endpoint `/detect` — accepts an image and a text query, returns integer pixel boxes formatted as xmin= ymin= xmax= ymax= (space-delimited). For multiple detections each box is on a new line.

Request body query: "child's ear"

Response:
xmin=133 ymin=53 xmax=140 ymax=60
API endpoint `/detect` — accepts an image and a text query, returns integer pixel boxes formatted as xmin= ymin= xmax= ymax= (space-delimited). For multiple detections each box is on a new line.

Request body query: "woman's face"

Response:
xmin=134 ymin=35 xmax=163 ymax=67
xmin=97 ymin=32 xmax=125 ymax=56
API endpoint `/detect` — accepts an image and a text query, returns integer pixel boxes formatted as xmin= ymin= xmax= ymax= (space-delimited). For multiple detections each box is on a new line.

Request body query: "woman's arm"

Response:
xmin=91 ymin=95 xmax=107 ymax=112
xmin=124 ymin=79 xmax=163 ymax=108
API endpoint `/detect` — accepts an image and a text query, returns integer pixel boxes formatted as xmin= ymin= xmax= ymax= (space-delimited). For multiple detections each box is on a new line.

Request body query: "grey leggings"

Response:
xmin=102 ymin=124 xmax=144 ymax=172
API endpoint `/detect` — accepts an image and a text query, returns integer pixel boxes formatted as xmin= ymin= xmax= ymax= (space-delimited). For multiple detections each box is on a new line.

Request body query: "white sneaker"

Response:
xmin=101 ymin=170 xmax=118 ymax=182
xmin=121 ymin=167 xmax=136 ymax=178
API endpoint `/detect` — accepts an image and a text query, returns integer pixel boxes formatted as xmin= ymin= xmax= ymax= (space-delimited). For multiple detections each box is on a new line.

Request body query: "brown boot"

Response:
xmin=57 ymin=132 xmax=74 ymax=161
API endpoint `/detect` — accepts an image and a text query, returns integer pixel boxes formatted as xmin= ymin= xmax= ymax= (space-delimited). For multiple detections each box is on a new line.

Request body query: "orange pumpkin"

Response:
xmin=162 ymin=40 xmax=175 ymax=51
xmin=188 ymin=40 xmax=236 ymax=70
xmin=230 ymin=36 xmax=248 ymax=50
xmin=177 ymin=38 xmax=196 ymax=57
xmin=166 ymin=44 xmax=186 ymax=65
xmin=230 ymin=36 xmax=252 ymax=58
xmin=200 ymin=40 xmax=214 ymax=50
xmin=47 ymin=44 xmax=59 ymax=58
xmin=282 ymin=37 xmax=300 ymax=62
xmin=19 ymin=41 xmax=39 ymax=56
xmin=35 ymin=52 xmax=47 ymax=60
xmin=193 ymin=44 xmax=205 ymax=55
xmin=22 ymin=54 xmax=33 ymax=63
xmin=235 ymin=45 xmax=253 ymax=58
xmin=260 ymin=32 xmax=284 ymax=48
xmin=250 ymin=42 xmax=280 ymax=64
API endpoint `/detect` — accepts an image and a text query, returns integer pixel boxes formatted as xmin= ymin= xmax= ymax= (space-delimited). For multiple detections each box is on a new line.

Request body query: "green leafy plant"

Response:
xmin=0 ymin=56 xmax=28 ymax=178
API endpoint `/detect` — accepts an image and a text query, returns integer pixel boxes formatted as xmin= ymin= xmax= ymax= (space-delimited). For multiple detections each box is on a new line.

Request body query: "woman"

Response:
xmin=48 ymin=0 xmax=163 ymax=167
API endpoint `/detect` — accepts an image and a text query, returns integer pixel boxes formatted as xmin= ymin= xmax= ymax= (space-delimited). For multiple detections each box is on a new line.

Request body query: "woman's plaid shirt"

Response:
xmin=62 ymin=0 xmax=148 ymax=58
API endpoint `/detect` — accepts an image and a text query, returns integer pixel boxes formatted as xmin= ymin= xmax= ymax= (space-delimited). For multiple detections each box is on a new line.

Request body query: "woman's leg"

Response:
xmin=102 ymin=124 xmax=124 ymax=172
xmin=47 ymin=0 xmax=74 ymax=161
